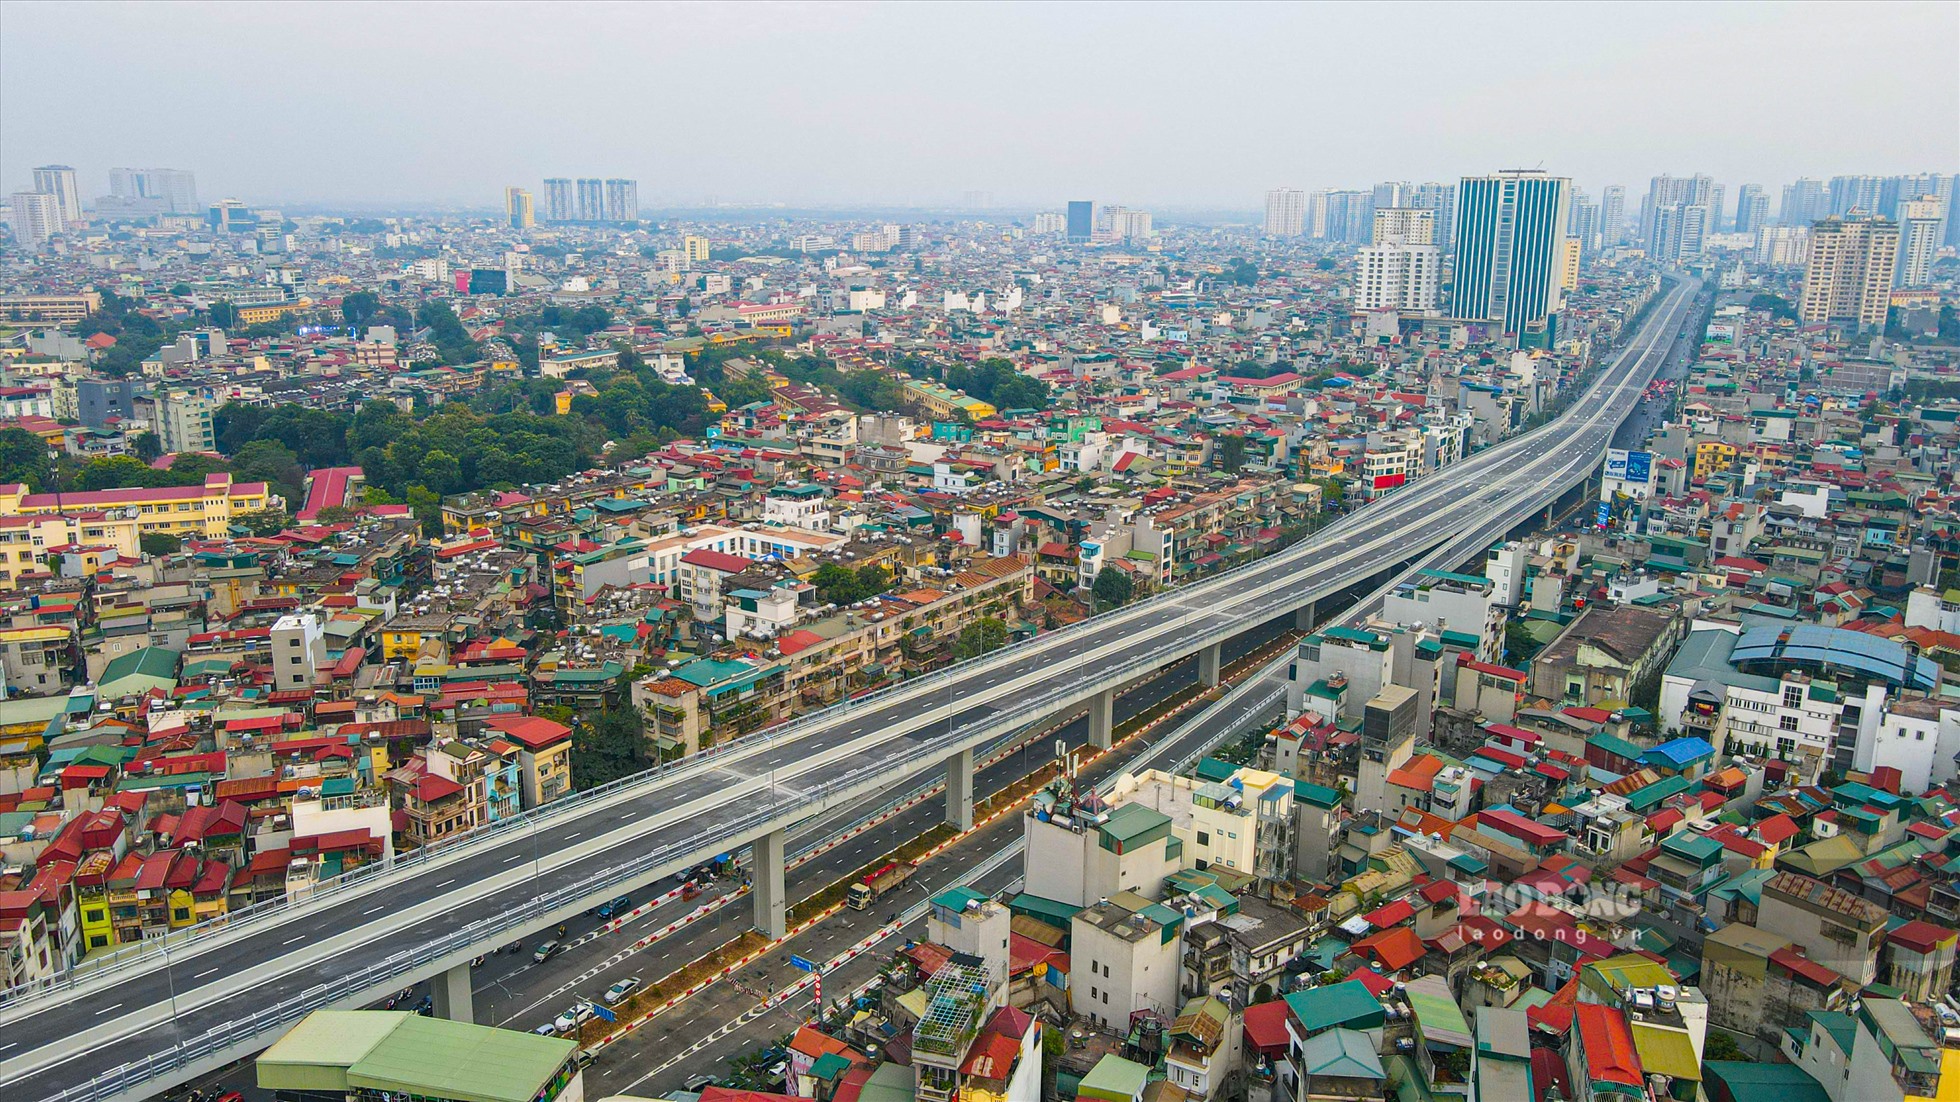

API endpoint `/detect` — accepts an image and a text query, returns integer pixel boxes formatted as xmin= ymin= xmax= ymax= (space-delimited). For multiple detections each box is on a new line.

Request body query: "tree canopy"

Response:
xmin=952 ymin=616 xmax=1008 ymax=660
xmin=811 ymin=563 xmax=893 ymax=606
xmin=1092 ymin=567 xmax=1135 ymax=609
xmin=944 ymin=358 xmax=1050 ymax=412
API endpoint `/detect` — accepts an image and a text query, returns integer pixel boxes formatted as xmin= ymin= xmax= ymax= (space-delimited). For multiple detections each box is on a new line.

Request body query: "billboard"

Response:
xmin=1373 ymin=472 xmax=1407 ymax=491
xmin=1706 ymin=323 xmax=1736 ymax=343
xmin=469 ymin=268 xmax=509 ymax=295
xmin=1603 ymin=449 xmax=1652 ymax=483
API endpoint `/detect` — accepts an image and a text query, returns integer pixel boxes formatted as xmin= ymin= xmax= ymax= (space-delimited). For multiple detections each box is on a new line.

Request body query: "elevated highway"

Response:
xmin=2 ymin=277 xmax=1701 ymax=1101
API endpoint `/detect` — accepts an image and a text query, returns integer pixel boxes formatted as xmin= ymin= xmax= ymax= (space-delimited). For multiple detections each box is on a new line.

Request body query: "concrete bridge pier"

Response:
xmin=752 ymin=828 xmax=786 ymax=939
xmin=1087 ymin=688 xmax=1116 ymax=750
xmin=431 ymin=961 xmax=473 ymax=1023
xmin=1198 ymin=642 xmax=1223 ymax=688
xmin=945 ymin=747 xmax=974 ymax=830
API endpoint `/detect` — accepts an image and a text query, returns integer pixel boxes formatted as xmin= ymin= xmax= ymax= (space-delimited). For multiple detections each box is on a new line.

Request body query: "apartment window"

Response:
xmin=1196 ymin=831 xmax=1210 ymax=846
xmin=1779 ymin=715 xmax=1799 ymax=732
xmin=1783 ymin=685 xmax=1803 ymax=708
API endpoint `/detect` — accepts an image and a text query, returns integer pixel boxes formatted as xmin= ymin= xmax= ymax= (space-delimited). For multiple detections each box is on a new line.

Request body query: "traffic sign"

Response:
xmin=591 ymin=1004 xmax=616 ymax=1023
xmin=789 ymin=954 xmax=818 ymax=973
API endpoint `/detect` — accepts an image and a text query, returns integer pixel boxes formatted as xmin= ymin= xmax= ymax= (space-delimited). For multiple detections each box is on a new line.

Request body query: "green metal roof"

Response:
xmin=1283 ymin=980 xmax=1387 ymax=1036
xmin=258 ymin=1011 xmax=574 ymax=1102
xmin=1183 ymin=752 xmax=1230 ymax=780
xmin=1009 ymin=892 xmax=1081 ymax=928
xmin=1077 ymin=1054 xmax=1150 ymax=1101
xmin=1702 ymin=1062 xmax=1832 ymax=1102
xmin=1301 ymin=1027 xmax=1386 ymax=1079
xmin=99 ymin=646 xmax=179 ymax=693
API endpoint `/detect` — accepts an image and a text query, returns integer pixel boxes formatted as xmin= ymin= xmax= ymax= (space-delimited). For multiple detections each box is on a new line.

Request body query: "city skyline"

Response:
xmin=2 ymin=1 xmax=1953 ymax=210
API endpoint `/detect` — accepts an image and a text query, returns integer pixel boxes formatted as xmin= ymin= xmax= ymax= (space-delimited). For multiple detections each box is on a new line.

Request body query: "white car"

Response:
xmin=532 ymin=1022 xmax=558 ymax=1036
xmin=603 ymin=977 xmax=641 ymax=1005
xmin=554 ymin=1005 xmax=595 ymax=1033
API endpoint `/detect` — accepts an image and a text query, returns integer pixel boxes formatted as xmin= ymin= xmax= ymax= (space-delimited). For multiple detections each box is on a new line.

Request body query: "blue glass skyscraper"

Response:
xmin=1066 ymin=200 xmax=1094 ymax=243
xmin=1450 ymin=170 xmax=1572 ymax=339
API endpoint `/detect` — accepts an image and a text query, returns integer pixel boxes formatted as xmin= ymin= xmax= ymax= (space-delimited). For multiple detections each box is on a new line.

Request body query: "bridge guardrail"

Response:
xmin=8 ymin=286 xmax=1696 ymax=1095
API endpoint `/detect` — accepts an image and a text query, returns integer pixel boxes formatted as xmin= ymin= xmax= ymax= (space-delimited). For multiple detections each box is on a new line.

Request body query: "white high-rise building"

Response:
xmin=542 ymin=178 xmax=574 ymax=222
xmin=1650 ymin=202 xmax=1709 ymax=264
xmin=1102 ymin=206 xmax=1153 ymax=242
xmin=603 ymin=178 xmax=638 ymax=223
xmin=1354 ymin=241 xmax=1441 ymax=312
xmin=1370 ymin=207 xmax=1434 ymax=245
xmin=1600 ymin=185 xmax=1627 ymax=248
xmin=106 ymin=168 xmax=198 ymax=215
xmin=1800 ymin=215 xmax=1900 ymax=330
xmin=1781 ymin=178 xmax=1828 ymax=226
xmin=1305 ymin=190 xmax=1329 ymax=239
xmin=1734 ymin=184 xmax=1770 ymax=236
xmin=1754 ymin=225 xmax=1809 ymax=267
xmin=1357 ymin=207 xmax=1440 ymax=312
xmin=1640 ymin=174 xmax=1716 ymax=256
xmin=155 ymin=388 xmax=218 ymax=454
xmin=1896 ymin=197 xmax=1943 ymax=287
xmin=6 ymin=191 xmax=63 ymax=250
xmin=1409 ymin=182 xmax=1455 ymax=249
xmin=1264 ymin=188 xmax=1305 ymax=237
xmin=30 ymin=166 xmax=82 ymax=226
xmin=575 ymin=178 xmax=604 ymax=222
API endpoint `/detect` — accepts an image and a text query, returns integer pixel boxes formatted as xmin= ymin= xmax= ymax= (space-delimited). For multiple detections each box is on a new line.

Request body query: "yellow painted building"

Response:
xmin=902 ymin=379 xmax=997 ymax=421
xmin=232 ymin=299 xmax=313 ymax=327
xmin=1694 ymin=441 xmax=1737 ymax=481
xmin=0 ymin=473 xmax=272 ymax=540
xmin=381 ymin=624 xmax=441 ymax=662
xmin=0 ymin=512 xmax=141 ymax=590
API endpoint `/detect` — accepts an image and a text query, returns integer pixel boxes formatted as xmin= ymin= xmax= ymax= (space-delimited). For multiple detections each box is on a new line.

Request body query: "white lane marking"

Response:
xmin=283 ymin=936 xmax=304 ymax=946
xmin=192 ymin=967 xmax=220 ymax=980
xmin=504 ymin=854 xmax=524 ymax=864
xmin=565 ymin=833 xmax=583 ymax=842
xmin=435 ymin=878 xmax=456 ymax=888
xmin=364 ymin=905 xmax=385 ymax=915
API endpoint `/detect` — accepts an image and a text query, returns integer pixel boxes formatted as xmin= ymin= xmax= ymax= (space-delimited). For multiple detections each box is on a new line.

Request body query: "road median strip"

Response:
xmin=572 ymin=628 xmax=1299 ymax=1057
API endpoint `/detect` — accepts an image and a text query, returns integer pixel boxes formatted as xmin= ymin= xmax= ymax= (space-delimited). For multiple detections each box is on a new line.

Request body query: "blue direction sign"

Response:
xmin=789 ymin=954 xmax=818 ymax=973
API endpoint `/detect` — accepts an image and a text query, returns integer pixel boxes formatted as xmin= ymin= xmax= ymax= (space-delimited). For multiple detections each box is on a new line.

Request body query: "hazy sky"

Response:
xmin=3 ymin=1 xmax=1955 ymax=212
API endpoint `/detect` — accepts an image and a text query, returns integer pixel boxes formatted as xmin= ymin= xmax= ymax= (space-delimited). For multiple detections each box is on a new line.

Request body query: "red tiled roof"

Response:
xmin=1362 ymin=898 xmax=1415 ymax=929
xmin=775 ymin=629 xmax=827 ymax=656
xmin=1242 ymin=999 xmax=1290 ymax=1053
xmin=415 ymin=774 xmax=465 ymax=802
xmin=1886 ymin=919 xmax=1958 ymax=954
xmin=18 ymin=481 xmax=268 ymax=510
xmin=1574 ymin=1003 xmax=1642 ymax=1088
xmin=1348 ymin=925 xmax=1425 ymax=971
xmin=1770 ymin=946 xmax=1842 ymax=987
xmin=680 ymin=548 xmax=751 ymax=573
xmin=482 ymin=714 xmax=572 ymax=749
